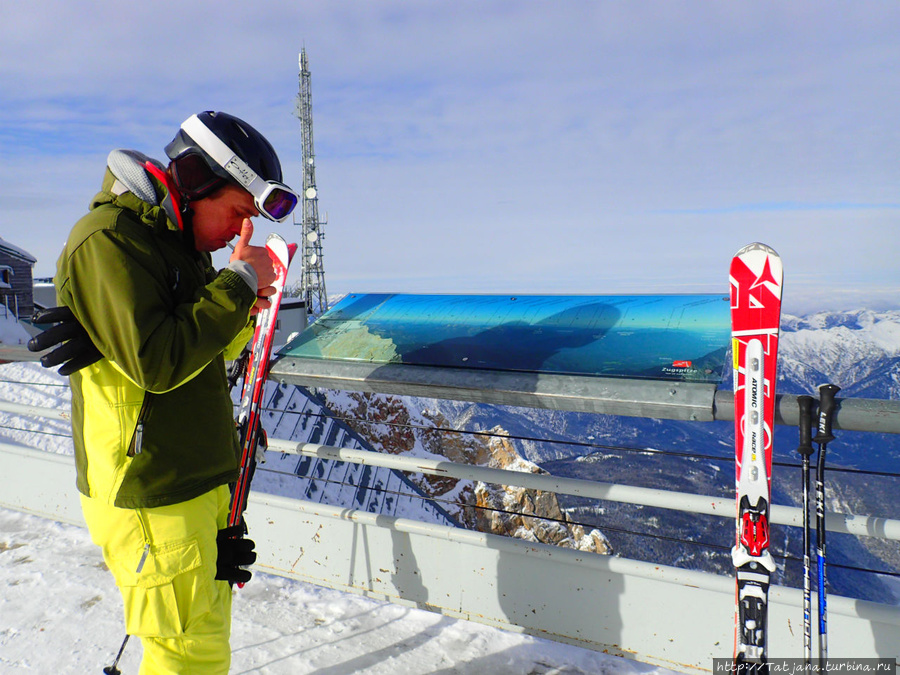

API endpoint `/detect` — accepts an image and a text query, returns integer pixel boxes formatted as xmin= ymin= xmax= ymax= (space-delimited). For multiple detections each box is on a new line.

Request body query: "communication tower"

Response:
xmin=295 ymin=48 xmax=328 ymax=315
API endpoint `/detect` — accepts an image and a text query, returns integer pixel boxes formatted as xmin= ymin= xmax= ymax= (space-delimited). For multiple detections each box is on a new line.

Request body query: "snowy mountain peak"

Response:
xmin=779 ymin=308 xmax=900 ymax=397
xmin=782 ymin=309 xmax=900 ymax=354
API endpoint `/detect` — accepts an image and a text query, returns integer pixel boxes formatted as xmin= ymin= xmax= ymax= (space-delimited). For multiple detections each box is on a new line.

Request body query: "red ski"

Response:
xmin=729 ymin=242 xmax=783 ymax=670
xmin=229 ymin=233 xmax=297 ymax=531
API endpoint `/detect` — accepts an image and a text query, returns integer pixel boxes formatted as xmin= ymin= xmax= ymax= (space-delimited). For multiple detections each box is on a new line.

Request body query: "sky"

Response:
xmin=1 ymin=1 xmax=899 ymax=314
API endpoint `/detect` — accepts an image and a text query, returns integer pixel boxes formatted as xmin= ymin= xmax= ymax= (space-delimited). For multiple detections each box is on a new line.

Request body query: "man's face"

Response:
xmin=191 ymin=185 xmax=258 ymax=252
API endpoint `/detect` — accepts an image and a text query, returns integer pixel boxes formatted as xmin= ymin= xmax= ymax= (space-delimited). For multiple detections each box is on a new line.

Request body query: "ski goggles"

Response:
xmin=181 ymin=114 xmax=299 ymax=222
xmin=170 ymin=152 xmax=228 ymax=200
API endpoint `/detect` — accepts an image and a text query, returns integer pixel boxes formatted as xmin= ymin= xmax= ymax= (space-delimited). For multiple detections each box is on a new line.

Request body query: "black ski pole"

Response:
xmin=102 ymin=634 xmax=130 ymax=675
xmin=795 ymin=395 xmax=815 ymax=666
xmin=813 ymin=383 xmax=841 ymax=668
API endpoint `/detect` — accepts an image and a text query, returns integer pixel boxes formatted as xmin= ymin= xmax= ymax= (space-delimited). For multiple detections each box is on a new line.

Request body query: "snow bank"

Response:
xmin=0 ymin=508 xmax=673 ymax=674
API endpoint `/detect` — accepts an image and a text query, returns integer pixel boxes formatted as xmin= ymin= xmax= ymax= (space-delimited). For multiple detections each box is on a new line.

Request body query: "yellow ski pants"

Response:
xmin=81 ymin=485 xmax=233 ymax=675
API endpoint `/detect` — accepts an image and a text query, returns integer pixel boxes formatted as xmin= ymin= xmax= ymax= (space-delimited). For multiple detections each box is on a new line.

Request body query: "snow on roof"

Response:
xmin=0 ymin=236 xmax=37 ymax=264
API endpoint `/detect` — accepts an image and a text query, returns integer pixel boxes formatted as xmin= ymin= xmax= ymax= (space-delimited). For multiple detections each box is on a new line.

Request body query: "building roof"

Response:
xmin=0 ymin=237 xmax=37 ymax=264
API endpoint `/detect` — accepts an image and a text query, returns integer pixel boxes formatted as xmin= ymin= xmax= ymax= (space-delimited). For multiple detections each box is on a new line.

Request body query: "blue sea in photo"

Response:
xmin=283 ymin=293 xmax=731 ymax=383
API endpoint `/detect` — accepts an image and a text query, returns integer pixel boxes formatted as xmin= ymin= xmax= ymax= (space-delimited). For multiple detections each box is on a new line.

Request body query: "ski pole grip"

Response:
xmin=814 ymin=384 xmax=841 ymax=444
xmin=797 ymin=395 xmax=815 ymax=456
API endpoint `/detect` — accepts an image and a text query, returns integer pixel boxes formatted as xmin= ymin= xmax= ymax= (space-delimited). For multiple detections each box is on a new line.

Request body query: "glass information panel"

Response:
xmin=281 ymin=293 xmax=730 ymax=382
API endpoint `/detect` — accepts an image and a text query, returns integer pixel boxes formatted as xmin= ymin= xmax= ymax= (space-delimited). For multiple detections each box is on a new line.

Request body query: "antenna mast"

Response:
xmin=295 ymin=47 xmax=328 ymax=315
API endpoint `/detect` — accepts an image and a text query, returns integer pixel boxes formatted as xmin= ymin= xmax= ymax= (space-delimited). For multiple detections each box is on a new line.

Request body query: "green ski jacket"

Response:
xmin=55 ymin=151 xmax=256 ymax=508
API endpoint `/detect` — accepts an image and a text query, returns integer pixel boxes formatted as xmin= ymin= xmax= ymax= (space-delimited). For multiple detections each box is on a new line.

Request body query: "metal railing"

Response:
xmin=264 ymin=438 xmax=900 ymax=542
xmin=4 ymin=396 xmax=898 ymax=543
xmin=270 ymin=355 xmax=900 ymax=433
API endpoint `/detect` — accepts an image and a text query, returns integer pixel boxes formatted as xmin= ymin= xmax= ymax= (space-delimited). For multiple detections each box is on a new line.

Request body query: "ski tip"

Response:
xmin=734 ymin=242 xmax=780 ymax=259
xmin=731 ymin=241 xmax=783 ymax=291
xmin=264 ymin=234 xmax=297 ymax=267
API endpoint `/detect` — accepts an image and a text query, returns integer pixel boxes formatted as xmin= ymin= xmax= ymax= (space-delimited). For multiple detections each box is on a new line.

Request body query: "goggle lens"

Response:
xmin=261 ymin=187 xmax=298 ymax=221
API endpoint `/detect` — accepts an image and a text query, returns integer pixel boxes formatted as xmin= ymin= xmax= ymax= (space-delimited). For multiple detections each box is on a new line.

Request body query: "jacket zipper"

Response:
xmin=127 ymin=393 xmax=154 ymax=458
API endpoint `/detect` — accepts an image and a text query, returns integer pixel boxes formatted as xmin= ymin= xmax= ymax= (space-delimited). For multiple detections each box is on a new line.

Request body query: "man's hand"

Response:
xmin=230 ymin=219 xmax=276 ymax=314
xmin=27 ymin=306 xmax=103 ymax=376
xmin=215 ymin=525 xmax=257 ymax=585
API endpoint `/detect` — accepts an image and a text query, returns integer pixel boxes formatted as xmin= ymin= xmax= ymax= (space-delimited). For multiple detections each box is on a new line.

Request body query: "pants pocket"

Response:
xmin=110 ymin=538 xmax=213 ymax=639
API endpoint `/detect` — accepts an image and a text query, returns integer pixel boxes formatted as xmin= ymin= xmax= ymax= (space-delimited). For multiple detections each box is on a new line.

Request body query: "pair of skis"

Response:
xmin=796 ymin=385 xmax=841 ymax=668
xmin=730 ymin=242 xmax=842 ymax=669
xmin=227 ymin=234 xmax=297 ymax=560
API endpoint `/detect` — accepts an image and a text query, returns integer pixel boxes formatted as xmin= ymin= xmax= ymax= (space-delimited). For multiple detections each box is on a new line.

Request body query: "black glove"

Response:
xmin=27 ymin=306 xmax=103 ymax=376
xmin=215 ymin=525 xmax=257 ymax=585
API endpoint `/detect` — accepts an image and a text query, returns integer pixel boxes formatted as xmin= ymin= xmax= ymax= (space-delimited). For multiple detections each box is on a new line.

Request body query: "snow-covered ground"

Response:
xmin=0 ymin=507 xmax=669 ymax=675
xmin=0 ymin=312 xmax=29 ymax=346
xmin=0 ymin=347 xmax=675 ymax=674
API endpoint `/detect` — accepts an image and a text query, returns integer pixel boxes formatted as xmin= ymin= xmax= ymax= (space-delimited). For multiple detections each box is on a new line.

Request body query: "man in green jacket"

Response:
xmin=43 ymin=111 xmax=298 ymax=674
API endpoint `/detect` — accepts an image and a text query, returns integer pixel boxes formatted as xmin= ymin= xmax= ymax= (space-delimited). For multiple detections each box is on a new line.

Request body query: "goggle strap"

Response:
xmin=181 ymin=115 xmax=259 ymax=191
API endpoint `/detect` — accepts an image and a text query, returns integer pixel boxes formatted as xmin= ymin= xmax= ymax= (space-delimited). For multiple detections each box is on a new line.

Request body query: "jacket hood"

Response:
xmin=93 ymin=150 xmax=185 ymax=233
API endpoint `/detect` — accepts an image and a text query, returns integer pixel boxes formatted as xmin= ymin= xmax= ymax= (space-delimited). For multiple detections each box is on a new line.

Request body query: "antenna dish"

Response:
xmin=305 ymin=187 xmax=317 ymax=199
xmin=306 ymin=231 xmax=318 ymax=242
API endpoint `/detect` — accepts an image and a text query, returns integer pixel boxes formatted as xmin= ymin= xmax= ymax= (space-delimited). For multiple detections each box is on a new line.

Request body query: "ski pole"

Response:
xmin=796 ymin=395 xmax=815 ymax=666
xmin=102 ymin=634 xmax=130 ymax=675
xmin=813 ymin=383 xmax=841 ymax=667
